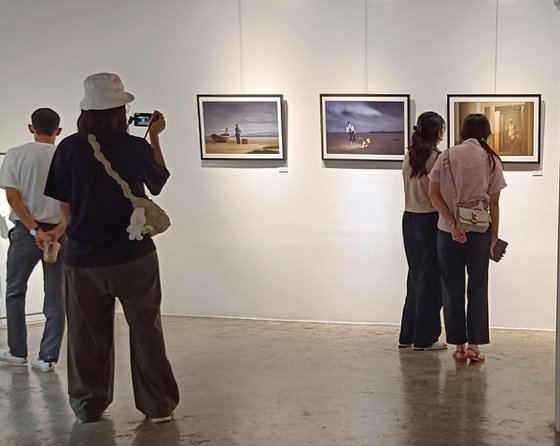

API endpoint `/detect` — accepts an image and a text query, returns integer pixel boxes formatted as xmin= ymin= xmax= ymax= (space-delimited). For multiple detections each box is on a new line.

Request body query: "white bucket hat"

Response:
xmin=80 ymin=73 xmax=135 ymax=111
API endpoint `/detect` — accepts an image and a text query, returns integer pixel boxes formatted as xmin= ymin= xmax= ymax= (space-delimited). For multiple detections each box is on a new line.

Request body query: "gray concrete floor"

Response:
xmin=0 ymin=316 xmax=559 ymax=446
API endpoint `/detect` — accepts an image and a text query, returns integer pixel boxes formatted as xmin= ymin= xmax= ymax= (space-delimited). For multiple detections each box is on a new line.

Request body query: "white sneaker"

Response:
xmin=31 ymin=358 xmax=55 ymax=373
xmin=150 ymin=413 xmax=173 ymax=424
xmin=413 ymin=341 xmax=448 ymax=351
xmin=0 ymin=350 xmax=27 ymax=366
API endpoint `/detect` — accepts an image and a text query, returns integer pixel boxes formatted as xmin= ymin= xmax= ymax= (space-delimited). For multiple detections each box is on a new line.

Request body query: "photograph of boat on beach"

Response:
xmin=321 ymin=94 xmax=409 ymax=161
xmin=447 ymin=94 xmax=541 ymax=163
xmin=197 ymin=95 xmax=285 ymax=160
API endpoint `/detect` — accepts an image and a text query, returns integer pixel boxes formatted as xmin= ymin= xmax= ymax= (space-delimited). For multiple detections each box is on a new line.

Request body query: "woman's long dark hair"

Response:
xmin=77 ymin=106 xmax=128 ymax=140
xmin=460 ymin=113 xmax=502 ymax=171
xmin=408 ymin=111 xmax=445 ymax=178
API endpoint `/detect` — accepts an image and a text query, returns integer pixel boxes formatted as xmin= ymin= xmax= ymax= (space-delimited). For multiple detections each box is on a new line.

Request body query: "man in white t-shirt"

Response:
xmin=0 ymin=108 xmax=65 ymax=372
xmin=346 ymin=121 xmax=356 ymax=145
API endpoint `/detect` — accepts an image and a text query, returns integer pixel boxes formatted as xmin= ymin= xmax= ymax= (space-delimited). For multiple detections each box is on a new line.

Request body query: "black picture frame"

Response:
xmin=447 ymin=94 xmax=542 ymax=163
xmin=320 ymin=94 xmax=410 ymax=161
xmin=197 ymin=94 xmax=285 ymax=160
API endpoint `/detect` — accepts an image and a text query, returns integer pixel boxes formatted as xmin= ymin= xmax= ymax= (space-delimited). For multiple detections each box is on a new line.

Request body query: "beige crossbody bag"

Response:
xmin=88 ymin=134 xmax=171 ymax=240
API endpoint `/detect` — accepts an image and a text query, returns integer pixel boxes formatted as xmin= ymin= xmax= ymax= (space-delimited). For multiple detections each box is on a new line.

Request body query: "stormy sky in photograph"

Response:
xmin=202 ymin=101 xmax=279 ymax=137
xmin=325 ymin=101 xmax=404 ymax=133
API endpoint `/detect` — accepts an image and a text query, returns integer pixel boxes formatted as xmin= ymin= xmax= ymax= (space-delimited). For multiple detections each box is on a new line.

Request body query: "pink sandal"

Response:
xmin=452 ymin=350 xmax=467 ymax=362
xmin=465 ymin=349 xmax=485 ymax=362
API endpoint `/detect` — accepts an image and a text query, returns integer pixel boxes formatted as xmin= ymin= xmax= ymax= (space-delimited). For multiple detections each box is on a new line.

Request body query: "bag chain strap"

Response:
xmin=88 ymin=134 xmax=139 ymax=206
xmin=444 ymin=148 xmax=490 ymax=210
xmin=443 ymin=149 xmax=459 ymax=205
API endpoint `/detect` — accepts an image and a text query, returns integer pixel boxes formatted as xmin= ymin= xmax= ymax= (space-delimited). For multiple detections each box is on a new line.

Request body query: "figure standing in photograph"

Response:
xmin=0 ymin=108 xmax=66 ymax=372
xmin=428 ymin=113 xmax=506 ymax=362
xmin=235 ymin=124 xmax=241 ymax=144
xmin=507 ymin=118 xmax=518 ymax=152
xmin=346 ymin=121 xmax=356 ymax=145
xmin=398 ymin=112 xmax=447 ymax=351
xmin=44 ymin=73 xmax=179 ymax=423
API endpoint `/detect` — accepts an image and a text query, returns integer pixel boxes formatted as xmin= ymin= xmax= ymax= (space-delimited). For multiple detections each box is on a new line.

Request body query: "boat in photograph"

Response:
xmin=210 ymin=129 xmax=230 ymax=143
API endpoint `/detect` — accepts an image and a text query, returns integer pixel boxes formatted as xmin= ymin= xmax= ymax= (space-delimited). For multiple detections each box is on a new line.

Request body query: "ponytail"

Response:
xmin=408 ymin=112 xmax=445 ymax=178
xmin=478 ymin=137 xmax=502 ymax=171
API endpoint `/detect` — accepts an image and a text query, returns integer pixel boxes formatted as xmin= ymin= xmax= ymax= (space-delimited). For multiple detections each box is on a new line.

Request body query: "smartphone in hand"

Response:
xmin=491 ymin=239 xmax=508 ymax=262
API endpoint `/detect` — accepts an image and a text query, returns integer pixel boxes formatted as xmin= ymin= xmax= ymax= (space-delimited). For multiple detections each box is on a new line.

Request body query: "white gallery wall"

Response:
xmin=0 ymin=0 xmax=559 ymax=329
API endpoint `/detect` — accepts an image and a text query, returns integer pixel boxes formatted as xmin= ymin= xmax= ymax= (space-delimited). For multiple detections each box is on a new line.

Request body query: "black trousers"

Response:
xmin=437 ymin=229 xmax=491 ymax=345
xmin=399 ymin=211 xmax=442 ymax=348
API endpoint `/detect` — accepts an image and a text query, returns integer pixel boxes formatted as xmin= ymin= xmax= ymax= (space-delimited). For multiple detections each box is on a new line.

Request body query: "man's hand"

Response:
xmin=45 ymin=223 xmax=65 ymax=243
xmin=34 ymin=228 xmax=53 ymax=250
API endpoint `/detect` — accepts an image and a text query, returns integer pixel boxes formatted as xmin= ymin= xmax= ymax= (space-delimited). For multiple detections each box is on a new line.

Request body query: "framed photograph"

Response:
xmin=320 ymin=94 xmax=409 ymax=161
xmin=197 ymin=95 xmax=285 ymax=160
xmin=447 ymin=94 xmax=541 ymax=163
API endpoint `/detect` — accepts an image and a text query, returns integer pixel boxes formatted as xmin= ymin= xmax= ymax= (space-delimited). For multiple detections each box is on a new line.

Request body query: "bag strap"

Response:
xmin=87 ymin=134 xmax=137 ymax=205
xmin=444 ymin=147 xmax=490 ymax=209
xmin=443 ymin=149 xmax=459 ymax=203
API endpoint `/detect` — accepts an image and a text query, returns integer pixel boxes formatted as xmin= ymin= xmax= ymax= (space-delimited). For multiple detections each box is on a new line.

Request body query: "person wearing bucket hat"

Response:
xmin=45 ymin=73 xmax=178 ymax=423
xmin=79 ymin=72 xmax=135 ymax=111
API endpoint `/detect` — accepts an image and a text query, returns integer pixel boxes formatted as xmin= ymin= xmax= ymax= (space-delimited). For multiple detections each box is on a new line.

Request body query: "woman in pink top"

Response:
xmin=428 ymin=114 xmax=506 ymax=362
xmin=399 ymin=112 xmax=447 ymax=351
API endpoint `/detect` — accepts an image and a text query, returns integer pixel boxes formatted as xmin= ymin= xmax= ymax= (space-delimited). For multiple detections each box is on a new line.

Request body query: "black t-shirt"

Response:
xmin=45 ymin=131 xmax=170 ymax=267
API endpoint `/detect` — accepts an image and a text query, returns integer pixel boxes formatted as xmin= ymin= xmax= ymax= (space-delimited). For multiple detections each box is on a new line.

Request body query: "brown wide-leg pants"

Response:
xmin=64 ymin=251 xmax=179 ymax=422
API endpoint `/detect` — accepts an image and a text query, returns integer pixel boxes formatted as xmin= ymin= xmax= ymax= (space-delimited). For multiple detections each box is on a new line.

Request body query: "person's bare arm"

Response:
xmin=60 ymin=202 xmax=72 ymax=228
xmin=428 ymin=180 xmax=467 ymax=244
xmin=148 ymin=110 xmax=166 ymax=168
xmin=5 ymin=187 xmax=51 ymax=244
xmin=44 ymin=222 xmax=66 ymax=243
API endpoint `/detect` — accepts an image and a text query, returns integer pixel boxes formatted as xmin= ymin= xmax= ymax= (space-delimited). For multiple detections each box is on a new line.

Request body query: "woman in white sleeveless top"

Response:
xmin=399 ymin=112 xmax=447 ymax=351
